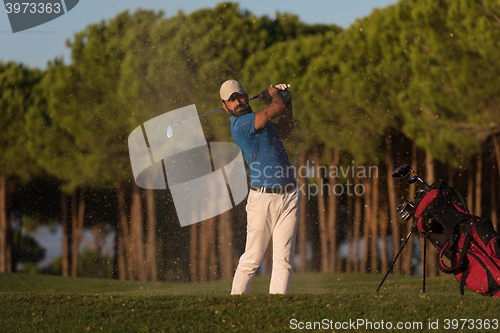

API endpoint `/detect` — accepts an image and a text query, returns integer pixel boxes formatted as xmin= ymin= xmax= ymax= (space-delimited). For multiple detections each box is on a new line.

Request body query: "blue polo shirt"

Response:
xmin=230 ymin=113 xmax=295 ymax=188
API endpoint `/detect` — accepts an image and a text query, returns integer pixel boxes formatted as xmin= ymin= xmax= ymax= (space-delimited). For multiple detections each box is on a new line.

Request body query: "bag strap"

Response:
xmin=460 ymin=266 xmax=469 ymax=295
xmin=438 ymin=232 xmax=473 ymax=295
xmin=438 ymin=233 xmax=472 ymax=274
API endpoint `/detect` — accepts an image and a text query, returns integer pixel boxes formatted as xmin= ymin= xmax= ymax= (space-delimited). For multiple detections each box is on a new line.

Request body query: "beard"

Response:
xmin=227 ymin=104 xmax=253 ymax=117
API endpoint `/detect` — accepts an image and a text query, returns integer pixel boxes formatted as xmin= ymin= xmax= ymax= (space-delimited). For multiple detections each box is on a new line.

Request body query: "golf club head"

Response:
xmin=401 ymin=211 xmax=413 ymax=221
xmin=407 ymin=176 xmax=419 ymax=185
xmin=414 ymin=189 xmax=426 ymax=202
xmin=407 ymin=176 xmax=430 ymax=187
xmin=392 ymin=164 xmax=412 ymax=179
xmin=396 ymin=201 xmax=413 ymax=214
xmin=397 ymin=201 xmax=415 ymax=221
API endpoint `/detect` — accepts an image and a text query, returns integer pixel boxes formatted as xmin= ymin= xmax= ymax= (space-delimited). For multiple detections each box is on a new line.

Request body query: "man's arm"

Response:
xmin=254 ymin=86 xmax=286 ymax=131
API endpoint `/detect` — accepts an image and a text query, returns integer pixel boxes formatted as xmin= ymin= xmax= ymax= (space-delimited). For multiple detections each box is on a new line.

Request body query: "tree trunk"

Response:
xmin=88 ymin=224 xmax=106 ymax=254
xmin=130 ymin=184 xmax=145 ymax=281
xmin=209 ymin=217 xmax=218 ymax=281
xmin=379 ymin=167 xmax=389 ymax=274
xmin=327 ymin=149 xmax=340 ymax=272
xmin=361 ymin=177 xmax=371 ymax=273
xmin=70 ymin=193 xmax=78 ymax=276
xmin=199 ymin=218 xmax=211 ymax=282
xmin=385 ymin=138 xmax=401 ymax=274
xmin=370 ymin=170 xmax=380 ymax=273
xmin=61 ymin=192 xmax=70 ymax=277
xmin=190 ymin=223 xmax=198 ymax=282
xmin=346 ymin=189 xmax=354 ymax=273
xmin=218 ymin=210 xmax=234 ymax=280
xmin=492 ymin=137 xmax=500 ymax=231
xmin=198 ymin=217 xmax=217 ymax=281
xmin=71 ymin=188 xmax=85 ymax=277
xmin=313 ymin=148 xmax=328 ymax=272
xmin=492 ymin=136 xmax=500 ymax=181
xmin=145 ymin=189 xmax=158 ymax=282
xmin=491 ymin=173 xmax=498 ymax=232
xmin=475 ymin=153 xmax=483 ymax=217
xmin=353 ymin=174 xmax=362 ymax=273
xmin=0 ymin=175 xmax=12 ymax=273
xmin=297 ymin=153 xmax=308 ymax=272
xmin=467 ymin=165 xmax=474 ymax=214
xmin=117 ymin=183 xmax=129 ymax=280
xmin=6 ymin=180 xmax=12 ymax=273
xmin=447 ymin=165 xmax=456 ymax=187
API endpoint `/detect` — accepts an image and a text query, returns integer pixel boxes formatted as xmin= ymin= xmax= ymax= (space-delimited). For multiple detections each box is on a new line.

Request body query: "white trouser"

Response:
xmin=231 ymin=187 xmax=300 ymax=294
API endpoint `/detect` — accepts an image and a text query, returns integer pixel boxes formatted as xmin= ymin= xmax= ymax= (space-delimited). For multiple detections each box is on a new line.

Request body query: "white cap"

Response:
xmin=220 ymin=80 xmax=245 ymax=100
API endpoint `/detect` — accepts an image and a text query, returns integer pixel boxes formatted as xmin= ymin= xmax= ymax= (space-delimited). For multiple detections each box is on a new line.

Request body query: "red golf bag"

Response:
xmin=413 ymin=180 xmax=500 ymax=297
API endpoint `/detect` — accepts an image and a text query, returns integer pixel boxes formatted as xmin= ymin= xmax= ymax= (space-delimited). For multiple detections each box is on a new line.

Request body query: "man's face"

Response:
xmin=222 ymin=92 xmax=252 ymax=117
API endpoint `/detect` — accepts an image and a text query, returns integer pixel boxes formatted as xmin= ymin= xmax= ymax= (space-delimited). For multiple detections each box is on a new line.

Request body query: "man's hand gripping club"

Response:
xmin=255 ymin=83 xmax=292 ymax=131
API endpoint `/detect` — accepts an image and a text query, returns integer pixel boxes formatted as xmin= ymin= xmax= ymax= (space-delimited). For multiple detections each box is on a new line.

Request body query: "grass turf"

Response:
xmin=1 ymin=272 xmax=499 ymax=332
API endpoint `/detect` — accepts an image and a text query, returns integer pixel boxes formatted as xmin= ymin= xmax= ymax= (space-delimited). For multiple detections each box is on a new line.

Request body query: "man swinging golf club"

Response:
xmin=220 ymin=80 xmax=300 ymax=294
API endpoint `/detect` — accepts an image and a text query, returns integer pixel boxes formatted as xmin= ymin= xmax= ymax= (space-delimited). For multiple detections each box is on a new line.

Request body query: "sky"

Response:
xmin=1 ymin=0 xmax=400 ymax=70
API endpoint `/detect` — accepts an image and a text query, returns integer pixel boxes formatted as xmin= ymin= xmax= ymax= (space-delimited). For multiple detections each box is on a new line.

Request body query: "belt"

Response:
xmin=250 ymin=182 xmax=297 ymax=194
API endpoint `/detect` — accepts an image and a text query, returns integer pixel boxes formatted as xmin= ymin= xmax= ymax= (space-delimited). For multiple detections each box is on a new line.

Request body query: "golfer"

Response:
xmin=220 ymin=80 xmax=301 ymax=294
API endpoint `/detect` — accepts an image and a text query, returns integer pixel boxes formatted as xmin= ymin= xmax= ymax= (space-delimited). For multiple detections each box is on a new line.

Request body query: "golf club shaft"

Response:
xmin=413 ymin=174 xmax=429 ymax=188
xmin=410 ymin=169 xmax=429 ymax=187
xmin=419 ymin=177 xmax=429 ymax=188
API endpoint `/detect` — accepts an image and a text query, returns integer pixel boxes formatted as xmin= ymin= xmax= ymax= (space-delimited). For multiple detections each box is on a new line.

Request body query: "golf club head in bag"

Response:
xmin=391 ymin=164 xmax=412 ymax=178
xmin=397 ymin=201 xmax=415 ymax=221
xmin=391 ymin=164 xmax=429 ymax=187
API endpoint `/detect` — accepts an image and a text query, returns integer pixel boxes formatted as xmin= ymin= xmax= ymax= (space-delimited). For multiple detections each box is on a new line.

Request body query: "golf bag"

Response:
xmin=413 ymin=179 xmax=500 ymax=297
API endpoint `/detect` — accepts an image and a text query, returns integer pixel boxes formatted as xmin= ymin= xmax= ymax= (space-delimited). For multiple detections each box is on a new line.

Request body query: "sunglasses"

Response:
xmin=227 ymin=93 xmax=246 ymax=102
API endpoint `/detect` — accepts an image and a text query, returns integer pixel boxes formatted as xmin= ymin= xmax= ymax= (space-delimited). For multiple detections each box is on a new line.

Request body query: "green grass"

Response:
xmin=1 ymin=272 xmax=500 ymax=332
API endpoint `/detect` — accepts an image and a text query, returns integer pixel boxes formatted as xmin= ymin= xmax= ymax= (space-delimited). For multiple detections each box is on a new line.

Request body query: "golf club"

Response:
xmin=378 ymin=163 xmax=430 ymax=294
xmin=391 ymin=164 xmax=429 ymax=187
xmin=397 ymin=201 xmax=415 ymax=221
xmin=407 ymin=175 xmax=427 ymax=186
xmin=391 ymin=164 xmax=412 ymax=178
xmin=166 ymin=93 xmax=262 ymax=138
